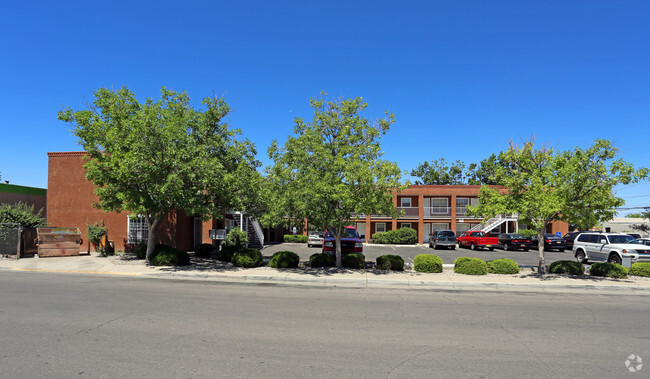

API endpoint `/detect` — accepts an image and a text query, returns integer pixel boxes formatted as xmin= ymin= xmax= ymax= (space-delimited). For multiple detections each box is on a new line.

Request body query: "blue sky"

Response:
xmin=1 ymin=1 xmax=648 ymax=214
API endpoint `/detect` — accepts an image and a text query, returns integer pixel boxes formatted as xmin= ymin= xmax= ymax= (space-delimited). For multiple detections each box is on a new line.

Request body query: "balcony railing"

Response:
xmin=397 ymin=207 xmax=419 ymax=219
xmin=423 ymin=206 xmax=451 ymax=218
xmin=456 ymin=206 xmax=479 ymax=218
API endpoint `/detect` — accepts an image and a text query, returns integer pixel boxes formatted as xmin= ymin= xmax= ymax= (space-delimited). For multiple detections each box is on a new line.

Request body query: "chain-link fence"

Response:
xmin=0 ymin=223 xmax=21 ymax=258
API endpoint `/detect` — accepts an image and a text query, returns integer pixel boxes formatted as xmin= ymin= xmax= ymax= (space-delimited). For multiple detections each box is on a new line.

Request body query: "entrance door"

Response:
xmin=356 ymin=222 xmax=367 ymax=239
xmin=193 ymin=217 xmax=203 ymax=249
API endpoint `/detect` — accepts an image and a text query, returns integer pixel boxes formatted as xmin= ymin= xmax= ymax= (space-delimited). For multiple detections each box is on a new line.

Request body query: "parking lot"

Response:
xmin=261 ymin=243 xmax=572 ymax=267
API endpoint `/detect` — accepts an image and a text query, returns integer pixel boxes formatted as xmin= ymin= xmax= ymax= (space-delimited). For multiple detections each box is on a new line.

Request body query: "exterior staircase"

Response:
xmin=469 ymin=214 xmax=518 ymax=233
xmin=233 ymin=212 xmax=264 ymax=249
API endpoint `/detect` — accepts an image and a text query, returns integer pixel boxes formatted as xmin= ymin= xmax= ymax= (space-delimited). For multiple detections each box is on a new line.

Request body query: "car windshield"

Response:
xmin=438 ymin=231 xmax=455 ymax=237
xmin=509 ymin=234 xmax=526 ymax=239
xmin=609 ymin=235 xmax=637 ymax=244
xmin=326 ymin=228 xmax=359 ymax=238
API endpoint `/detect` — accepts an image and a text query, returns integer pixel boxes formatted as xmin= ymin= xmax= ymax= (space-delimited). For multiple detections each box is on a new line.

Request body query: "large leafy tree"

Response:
xmin=58 ymin=86 xmax=260 ymax=259
xmin=468 ymin=139 xmax=648 ymax=273
xmin=0 ymin=202 xmax=46 ymax=228
xmin=410 ymin=158 xmax=469 ymax=185
xmin=266 ymin=93 xmax=403 ymax=268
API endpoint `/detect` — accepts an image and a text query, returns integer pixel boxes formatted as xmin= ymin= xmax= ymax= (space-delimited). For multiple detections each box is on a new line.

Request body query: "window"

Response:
xmin=401 ymin=197 xmax=412 ymax=207
xmin=375 ymin=223 xmax=386 ymax=233
xmin=431 ymin=223 xmax=449 ymax=232
xmin=127 ymin=215 xmax=148 ymax=244
xmin=400 ymin=222 xmax=412 ymax=229
xmin=456 ymin=222 xmax=471 ymax=233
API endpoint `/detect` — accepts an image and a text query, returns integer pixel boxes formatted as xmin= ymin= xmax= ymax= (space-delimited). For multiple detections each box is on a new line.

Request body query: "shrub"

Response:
xmin=589 ymin=262 xmax=628 ymax=278
xmin=454 ymin=257 xmax=487 ymax=275
xmin=283 ymin=234 xmax=308 ymax=243
xmin=232 ymin=248 xmax=263 ymax=268
xmin=269 ymin=251 xmax=300 ymax=269
xmin=309 ymin=253 xmax=335 ymax=268
xmin=87 ymin=221 xmax=108 ymax=245
xmin=134 ymin=241 xmax=147 ymax=259
xmin=376 ymin=254 xmax=404 ymax=271
xmin=372 ymin=228 xmax=417 ymax=245
xmin=217 ymin=245 xmax=237 ymax=262
xmin=194 ymin=243 xmax=215 ymax=258
xmin=223 ymin=229 xmax=248 ymax=250
xmin=486 ymin=258 xmax=520 ymax=274
xmin=342 ymin=253 xmax=365 ymax=269
xmin=548 ymin=260 xmax=584 ymax=276
xmin=148 ymin=246 xmax=190 ymax=266
xmin=630 ymin=262 xmax=650 ymax=277
xmin=413 ymin=254 xmax=443 ymax=273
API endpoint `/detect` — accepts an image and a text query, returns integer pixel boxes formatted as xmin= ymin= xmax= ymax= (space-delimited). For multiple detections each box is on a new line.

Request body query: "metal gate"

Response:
xmin=0 ymin=223 xmax=21 ymax=258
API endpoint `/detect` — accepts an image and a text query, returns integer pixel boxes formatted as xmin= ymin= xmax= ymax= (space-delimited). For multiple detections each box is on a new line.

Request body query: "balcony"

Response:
xmin=397 ymin=207 xmax=419 ymax=219
xmin=423 ymin=206 xmax=451 ymax=219
xmin=456 ymin=206 xmax=479 ymax=218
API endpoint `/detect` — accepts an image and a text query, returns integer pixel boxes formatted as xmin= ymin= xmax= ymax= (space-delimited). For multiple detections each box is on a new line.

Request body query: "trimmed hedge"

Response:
xmin=372 ymin=227 xmax=417 ymax=244
xmin=342 ymin=253 xmax=365 ymax=269
xmin=413 ymin=254 xmax=443 ymax=273
xmin=486 ymin=258 xmax=520 ymax=274
xmin=589 ymin=262 xmax=628 ymax=278
xmin=217 ymin=245 xmax=237 ymax=262
xmin=284 ymin=235 xmax=308 ymax=243
xmin=269 ymin=251 xmax=300 ymax=269
xmin=630 ymin=262 xmax=650 ymax=277
xmin=454 ymin=257 xmax=487 ymax=275
xmin=548 ymin=260 xmax=584 ymax=276
xmin=148 ymin=246 xmax=190 ymax=266
xmin=232 ymin=248 xmax=263 ymax=268
xmin=309 ymin=253 xmax=335 ymax=268
xmin=376 ymin=254 xmax=404 ymax=271
xmin=194 ymin=243 xmax=215 ymax=258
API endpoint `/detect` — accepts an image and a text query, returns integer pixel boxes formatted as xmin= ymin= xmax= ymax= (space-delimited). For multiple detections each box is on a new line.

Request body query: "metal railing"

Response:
xmin=423 ymin=206 xmax=451 ymax=218
xmin=397 ymin=207 xmax=419 ymax=218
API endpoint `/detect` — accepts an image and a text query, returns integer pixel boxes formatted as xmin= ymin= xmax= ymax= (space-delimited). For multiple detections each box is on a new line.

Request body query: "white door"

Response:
xmin=356 ymin=222 xmax=367 ymax=239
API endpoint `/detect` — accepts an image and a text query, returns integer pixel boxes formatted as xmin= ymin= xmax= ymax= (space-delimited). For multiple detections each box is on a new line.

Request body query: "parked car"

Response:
xmin=307 ymin=232 xmax=324 ymax=247
xmin=497 ymin=233 xmax=532 ymax=251
xmin=637 ymin=238 xmax=650 ymax=246
xmin=322 ymin=226 xmax=364 ymax=254
xmin=562 ymin=231 xmax=586 ymax=250
xmin=573 ymin=232 xmax=650 ymax=264
xmin=627 ymin=233 xmax=642 ymax=240
xmin=530 ymin=234 xmax=567 ymax=252
xmin=457 ymin=231 xmax=498 ymax=251
xmin=429 ymin=230 xmax=456 ymax=250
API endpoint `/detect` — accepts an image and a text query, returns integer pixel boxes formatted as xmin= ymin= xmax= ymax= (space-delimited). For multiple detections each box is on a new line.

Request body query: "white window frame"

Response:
xmin=400 ymin=197 xmax=412 ymax=207
xmin=375 ymin=222 xmax=387 ymax=233
xmin=127 ymin=215 xmax=148 ymax=244
xmin=400 ymin=222 xmax=412 ymax=229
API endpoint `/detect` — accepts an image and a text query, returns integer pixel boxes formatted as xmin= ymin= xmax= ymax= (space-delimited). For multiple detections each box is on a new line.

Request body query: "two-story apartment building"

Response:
xmin=347 ymin=185 xmax=568 ymax=244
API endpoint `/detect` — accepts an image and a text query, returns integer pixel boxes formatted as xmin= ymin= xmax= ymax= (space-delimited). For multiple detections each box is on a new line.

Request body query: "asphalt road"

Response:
xmin=1 ymin=271 xmax=647 ymax=378
xmin=263 ymin=242 xmax=571 ymax=267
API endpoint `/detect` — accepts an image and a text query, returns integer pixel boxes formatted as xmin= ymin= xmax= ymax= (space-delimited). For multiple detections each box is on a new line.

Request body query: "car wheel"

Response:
xmin=470 ymin=243 xmax=476 ymax=251
xmin=451 ymin=246 xmax=456 ymax=250
xmin=488 ymin=247 xmax=494 ymax=251
xmin=429 ymin=242 xmax=433 ymax=248
xmin=307 ymin=243 xmax=311 ymax=248
xmin=523 ymin=248 xmax=529 ymax=252
xmin=558 ymin=249 xmax=565 ymax=252
xmin=503 ymin=243 xmax=509 ymax=251
xmin=608 ymin=253 xmax=622 ymax=265
xmin=575 ymin=250 xmax=586 ymax=263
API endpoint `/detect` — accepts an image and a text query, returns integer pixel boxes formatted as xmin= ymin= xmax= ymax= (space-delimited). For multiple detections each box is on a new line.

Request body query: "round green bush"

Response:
xmin=630 ymin=262 xmax=650 ymax=277
xmin=232 ymin=248 xmax=263 ymax=268
xmin=376 ymin=254 xmax=404 ymax=271
xmin=486 ymin=258 xmax=520 ymax=274
xmin=269 ymin=251 xmax=300 ymax=269
xmin=148 ymin=246 xmax=190 ymax=266
xmin=454 ymin=257 xmax=487 ymax=275
xmin=217 ymin=245 xmax=237 ymax=262
xmin=223 ymin=229 xmax=248 ymax=249
xmin=194 ymin=243 xmax=215 ymax=258
xmin=589 ymin=262 xmax=628 ymax=278
xmin=342 ymin=253 xmax=365 ymax=269
xmin=371 ymin=228 xmax=417 ymax=244
xmin=309 ymin=253 xmax=335 ymax=268
xmin=413 ymin=254 xmax=443 ymax=273
xmin=548 ymin=260 xmax=585 ymax=275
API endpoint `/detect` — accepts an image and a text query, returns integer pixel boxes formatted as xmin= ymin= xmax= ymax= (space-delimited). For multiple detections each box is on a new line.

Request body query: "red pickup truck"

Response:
xmin=457 ymin=231 xmax=498 ymax=251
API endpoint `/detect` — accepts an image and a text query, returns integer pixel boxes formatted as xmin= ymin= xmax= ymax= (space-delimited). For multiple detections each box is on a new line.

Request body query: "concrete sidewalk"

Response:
xmin=1 ymin=253 xmax=649 ymax=294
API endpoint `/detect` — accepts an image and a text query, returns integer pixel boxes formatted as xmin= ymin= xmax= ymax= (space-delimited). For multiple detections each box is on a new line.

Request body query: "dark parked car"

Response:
xmin=531 ymin=234 xmax=567 ymax=252
xmin=563 ymin=231 xmax=587 ymax=250
xmin=627 ymin=233 xmax=642 ymax=240
xmin=497 ymin=233 xmax=532 ymax=251
xmin=429 ymin=230 xmax=456 ymax=249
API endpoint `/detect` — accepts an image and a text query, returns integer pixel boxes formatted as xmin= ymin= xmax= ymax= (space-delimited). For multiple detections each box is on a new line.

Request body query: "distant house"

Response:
xmin=0 ymin=182 xmax=47 ymax=219
xmin=603 ymin=217 xmax=649 ymax=237
xmin=46 ymin=152 xmax=265 ymax=252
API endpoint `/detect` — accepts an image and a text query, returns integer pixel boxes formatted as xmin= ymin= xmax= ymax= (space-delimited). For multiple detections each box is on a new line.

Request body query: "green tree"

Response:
xmin=58 ymin=86 xmax=260 ymax=260
xmin=630 ymin=208 xmax=650 ymax=235
xmin=411 ymin=158 xmax=469 ymax=185
xmin=265 ymin=92 xmax=403 ymax=268
xmin=626 ymin=213 xmax=644 ymax=218
xmin=0 ymin=202 xmax=46 ymax=228
xmin=466 ymin=153 xmax=512 ymax=185
xmin=467 ymin=139 xmax=647 ymax=274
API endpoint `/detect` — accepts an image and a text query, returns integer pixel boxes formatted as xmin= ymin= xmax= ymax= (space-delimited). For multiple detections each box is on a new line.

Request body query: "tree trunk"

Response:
xmin=537 ymin=228 xmax=546 ymax=274
xmin=335 ymin=227 xmax=342 ymax=269
xmin=145 ymin=217 xmax=161 ymax=261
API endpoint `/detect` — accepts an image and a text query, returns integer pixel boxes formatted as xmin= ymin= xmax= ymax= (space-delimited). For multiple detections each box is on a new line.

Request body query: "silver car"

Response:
xmin=429 ymin=230 xmax=456 ymax=250
xmin=307 ymin=233 xmax=324 ymax=247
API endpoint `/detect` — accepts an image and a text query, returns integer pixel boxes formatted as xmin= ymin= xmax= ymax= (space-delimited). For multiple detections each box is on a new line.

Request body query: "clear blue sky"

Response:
xmin=1 ymin=1 xmax=648 ymax=214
